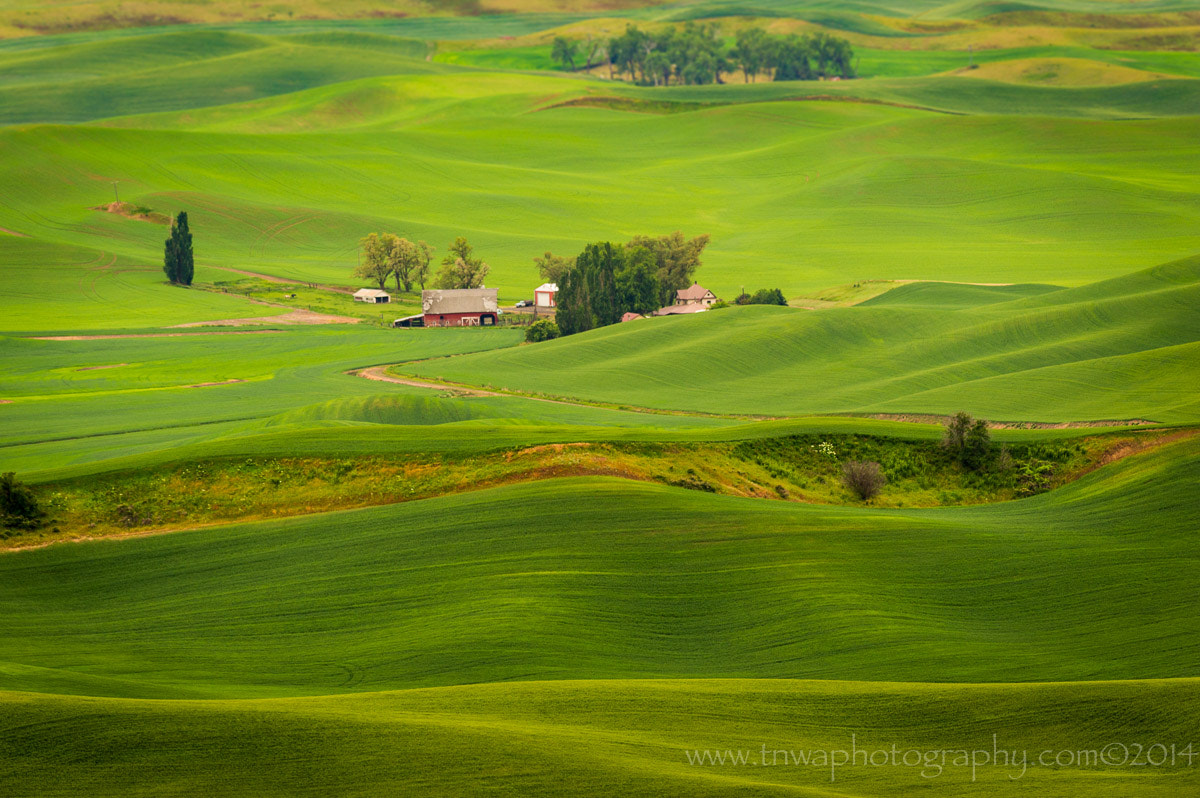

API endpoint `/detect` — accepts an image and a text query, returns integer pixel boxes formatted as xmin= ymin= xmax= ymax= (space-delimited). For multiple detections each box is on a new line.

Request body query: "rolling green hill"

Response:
xmin=4 ymin=677 xmax=1197 ymax=796
xmin=2 ymin=25 xmax=1199 ymax=309
xmin=1 ymin=435 xmax=1197 ymax=793
xmin=400 ymin=257 xmax=1200 ymax=422
xmin=3 ymin=434 xmax=1197 ymax=698
xmin=2 ymin=6 xmax=1199 ymax=796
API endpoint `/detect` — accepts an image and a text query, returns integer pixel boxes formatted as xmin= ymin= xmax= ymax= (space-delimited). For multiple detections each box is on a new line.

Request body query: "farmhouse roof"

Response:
xmin=620 ymin=312 xmax=644 ymax=322
xmin=535 ymin=283 xmax=558 ymax=293
xmin=422 ymin=288 xmax=499 ymax=315
xmin=676 ymin=283 xmax=713 ymax=301
xmin=354 ymin=288 xmax=390 ymax=299
xmin=653 ymin=303 xmax=708 ymax=316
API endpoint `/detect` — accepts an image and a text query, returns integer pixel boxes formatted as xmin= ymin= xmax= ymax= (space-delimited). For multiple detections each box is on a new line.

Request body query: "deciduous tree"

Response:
xmin=433 ymin=237 xmax=489 ymax=289
xmin=627 ymin=230 xmax=710 ymax=307
xmin=355 ymin=232 xmax=394 ymax=291
xmin=943 ymin=411 xmax=993 ymax=470
xmin=390 ymin=237 xmax=434 ymax=293
xmin=732 ymin=26 xmax=770 ymax=83
xmin=533 ymin=252 xmax=573 ymax=285
xmin=551 ymin=36 xmax=579 ymax=71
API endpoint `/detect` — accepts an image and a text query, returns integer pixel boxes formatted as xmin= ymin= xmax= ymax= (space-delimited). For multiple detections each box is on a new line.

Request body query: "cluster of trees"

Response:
xmin=732 ymin=287 xmax=787 ymax=306
xmin=551 ymin=23 xmax=855 ymax=86
xmin=162 ymin=211 xmax=194 ymax=286
xmin=543 ymin=232 xmax=709 ymax=336
xmin=355 ymin=235 xmax=490 ymax=293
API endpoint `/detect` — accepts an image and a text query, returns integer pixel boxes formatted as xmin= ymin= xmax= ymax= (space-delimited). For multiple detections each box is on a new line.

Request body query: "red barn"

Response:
xmin=421 ymin=288 xmax=499 ymax=327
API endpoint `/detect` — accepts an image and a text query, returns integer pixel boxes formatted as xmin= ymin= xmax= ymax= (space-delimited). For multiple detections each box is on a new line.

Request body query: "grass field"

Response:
xmin=2 ymin=437 xmax=1198 ymax=792
xmin=2 ymin=25 xmax=1200 ymax=308
xmin=2 ymin=0 xmax=1199 ymax=795
xmin=399 ymin=256 xmax=1200 ymax=422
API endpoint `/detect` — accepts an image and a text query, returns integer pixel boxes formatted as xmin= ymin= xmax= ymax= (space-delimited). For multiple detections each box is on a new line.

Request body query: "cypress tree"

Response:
xmin=163 ymin=226 xmax=179 ymax=283
xmin=175 ymin=211 xmax=194 ymax=286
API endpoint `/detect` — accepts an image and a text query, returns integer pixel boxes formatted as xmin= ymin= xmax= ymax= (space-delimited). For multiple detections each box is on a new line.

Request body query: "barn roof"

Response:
xmin=535 ymin=283 xmax=558 ymax=293
xmin=653 ymin=303 xmax=708 ymax=316
xmin=422 ymin=288 xmax=499 ymax=315
xmin=676 ymin=283 xmax=713 ymax=300
xmin=354 ymin=288 xmax=390 ymax=298
xmin=620 ymin=312 xmax=644 ymax=322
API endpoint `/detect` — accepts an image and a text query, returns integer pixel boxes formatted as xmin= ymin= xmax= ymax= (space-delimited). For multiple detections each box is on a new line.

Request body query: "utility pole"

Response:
xmin=968 ymin=45 xmax=974 ymax=69
xmin=112 ymin=181 xmax=120 ymax=204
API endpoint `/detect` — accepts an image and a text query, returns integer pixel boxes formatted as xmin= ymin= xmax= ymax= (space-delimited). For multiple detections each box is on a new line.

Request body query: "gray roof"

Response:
xmin=354 ymin=288 xmax=390 ymax=298
xmin=653 ymin=303 xmax=708 ymax=316
xmin=422 ymin=288 xmax=498 ymax=315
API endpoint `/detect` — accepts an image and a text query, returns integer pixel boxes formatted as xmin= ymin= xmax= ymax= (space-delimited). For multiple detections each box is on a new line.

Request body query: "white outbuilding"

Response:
xmin=534 ymin=283 xmax=557 ymax=308
xmin=353 ymin=288 xmax=391 ymax=304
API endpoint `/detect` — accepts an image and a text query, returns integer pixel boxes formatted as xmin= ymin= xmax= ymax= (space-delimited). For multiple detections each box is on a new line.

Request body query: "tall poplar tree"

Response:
xmin=163 ymin=211 xmax=194 ymax=285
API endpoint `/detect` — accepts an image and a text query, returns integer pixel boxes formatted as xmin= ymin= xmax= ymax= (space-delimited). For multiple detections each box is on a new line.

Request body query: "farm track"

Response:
xmin=354 ymin=366 xmax=789 ymax=419
xmin=172 ymin=309 xmax=360 ymax=327
xmin=32 ymin=331 xmax=284 ymax=340
xmin=207 ymin=265 xmax=356 ymax=294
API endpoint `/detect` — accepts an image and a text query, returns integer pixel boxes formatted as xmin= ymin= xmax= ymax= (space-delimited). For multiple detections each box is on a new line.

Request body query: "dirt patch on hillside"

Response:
xmin=508 ymin=443 xmax=592 ymax=459
xmin=355 ymin=367 xmax=499 ymax=397
xmin=207 ymin=266 xmax=356 ymax=294
xmin=0 ymin=226 xmax=27 ymax=237
xmin=173 ymin=309 xmax=359 ymax=327
xmin=187 ymin=379 xmax=243 ymax=388
xmin=92 ymin=201 xmax=171 ymax=225
xmin=77 ymin=363 xmax=129 ymax=371
xmin=857 ymin=413 xmax=1158 ymax=429
xmin=32 ymin=331 xmax=283 ymax=340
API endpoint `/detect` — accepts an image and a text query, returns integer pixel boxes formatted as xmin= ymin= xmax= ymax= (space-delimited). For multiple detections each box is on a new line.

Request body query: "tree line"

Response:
xmin=354 ymin=235 xmax=490 ymax=292
xmin=551 ymin=23 xmax=855 ymax=86
xmin=542 ymin=231 xmax=710 ymax=336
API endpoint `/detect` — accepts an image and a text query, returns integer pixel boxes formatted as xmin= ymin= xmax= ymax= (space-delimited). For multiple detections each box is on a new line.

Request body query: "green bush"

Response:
xmin=1 ymin=472 xmax=43 ymax=529
xmin=748 ymin=288 xmax=787 ymax=306
xmin=525 ymin=319 xmax=560 ymax=343
xmin=943 ymin=411 xmax=992 ymax=470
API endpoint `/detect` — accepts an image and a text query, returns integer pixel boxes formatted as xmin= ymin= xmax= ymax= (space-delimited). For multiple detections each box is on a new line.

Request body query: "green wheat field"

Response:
xmin=1 ymin=0 xmax=1199 ymax=794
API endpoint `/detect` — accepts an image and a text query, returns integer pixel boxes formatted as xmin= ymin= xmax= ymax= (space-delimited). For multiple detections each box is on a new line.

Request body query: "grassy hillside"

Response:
xmin=2 ymin=25 xmax=1199 ymax=309
xmin=400 ymin=257 xmax=1200 ymax=422
xmin=1 ymin=434 xmax=1197 ymax=793
xmin=3 ymin=678 xmax=1198 ymax=796
xmin=2 ymin=7 xmax=1198 ymax=796
xmin=2 ymin=434 xmax=1197 ymax=698
xmin=0 ymin=326 xmax=523 ymax=460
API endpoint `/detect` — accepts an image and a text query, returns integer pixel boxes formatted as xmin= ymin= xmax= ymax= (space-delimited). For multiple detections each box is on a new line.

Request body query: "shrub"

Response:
xmin=841 ymin=460 xmax=886 ymax=501
xmin=1 ymin=472 xmax=43 ymax=529
xmin=748 ymin=287 xmax=787 ymax=306
xmin=943 ymin=411 xmax=992 ymax=470
xmin=997 ymin=445 xmax=1013 ymax=472
xmin=525 ymin=319 xmax=560 ymax=343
